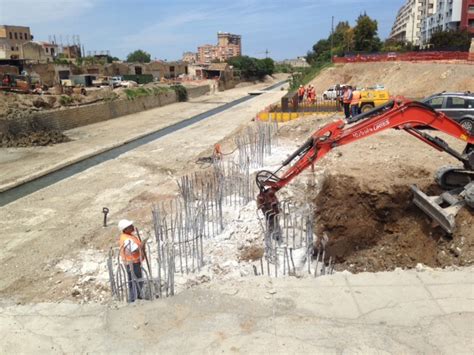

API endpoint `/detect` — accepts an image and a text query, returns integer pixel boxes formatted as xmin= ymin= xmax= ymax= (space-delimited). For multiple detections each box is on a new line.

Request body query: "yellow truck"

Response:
xmin=359 ymin=88 xmax=391 ymax=113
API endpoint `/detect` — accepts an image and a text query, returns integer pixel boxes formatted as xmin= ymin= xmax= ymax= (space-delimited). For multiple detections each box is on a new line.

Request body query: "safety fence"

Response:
xmin=332 ymin=51 xmax=471 ymax=64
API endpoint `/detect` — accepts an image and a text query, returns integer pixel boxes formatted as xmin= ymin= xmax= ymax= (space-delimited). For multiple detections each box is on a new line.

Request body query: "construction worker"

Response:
xmin=297 ymin=85 xmax=305 ymax=103
xmin=342 ymin=85 xmax=352 ymax=119
xmin=308 ymin=85 xmax=316 ymax=104
xmin=118 ymin=219 xmax=148 ymax=302
xmin=350 ymin=86 xmax=361 ymax=118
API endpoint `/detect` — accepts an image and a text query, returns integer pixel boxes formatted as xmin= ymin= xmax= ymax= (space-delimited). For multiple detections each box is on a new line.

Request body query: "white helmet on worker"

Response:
xmin=118 ymin=219 xmax=134 ymax=231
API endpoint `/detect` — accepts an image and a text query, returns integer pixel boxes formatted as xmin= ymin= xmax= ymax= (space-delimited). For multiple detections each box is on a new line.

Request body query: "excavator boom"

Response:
xmin=257 ymin=98 xmax=473 ymax=233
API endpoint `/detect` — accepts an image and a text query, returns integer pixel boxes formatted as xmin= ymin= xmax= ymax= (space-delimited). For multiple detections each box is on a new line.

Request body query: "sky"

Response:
xmin=0 ymin=0 xmax=405 ymax=61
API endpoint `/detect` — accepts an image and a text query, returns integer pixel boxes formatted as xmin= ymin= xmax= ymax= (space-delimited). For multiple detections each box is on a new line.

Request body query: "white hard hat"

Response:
xmin=118 ymin=219 xmax=134 ymax=231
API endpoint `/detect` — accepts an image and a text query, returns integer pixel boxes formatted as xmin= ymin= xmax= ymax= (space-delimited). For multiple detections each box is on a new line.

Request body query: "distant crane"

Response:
xmin=256 ymin=49 xmax=270 ymax=58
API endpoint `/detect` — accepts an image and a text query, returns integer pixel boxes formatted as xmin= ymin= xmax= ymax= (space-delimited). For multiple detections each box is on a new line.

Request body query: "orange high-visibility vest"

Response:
xmin=298 ymin=87 xmax=305 ymax=96
xmin=343 ymin=90 xmax=351 ymax=104
xmin=119 ymin=233 xmax=144 ymax=264
xmin=350 ymin=90 xmax=361 ymax=105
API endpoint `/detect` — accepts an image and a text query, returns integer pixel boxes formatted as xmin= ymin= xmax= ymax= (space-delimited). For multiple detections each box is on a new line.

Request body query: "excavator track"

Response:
xmin=435 ymin=166 xmax=473 ymax=190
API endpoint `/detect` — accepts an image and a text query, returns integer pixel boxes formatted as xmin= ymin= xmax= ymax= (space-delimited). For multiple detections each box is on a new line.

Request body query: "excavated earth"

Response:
xmin=315 ymin=175 xmax=473 ymax=272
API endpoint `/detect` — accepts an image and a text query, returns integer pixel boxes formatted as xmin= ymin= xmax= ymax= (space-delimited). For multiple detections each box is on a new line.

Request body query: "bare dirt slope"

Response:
xmin=310 ymin=62 xmax=474 ymax=97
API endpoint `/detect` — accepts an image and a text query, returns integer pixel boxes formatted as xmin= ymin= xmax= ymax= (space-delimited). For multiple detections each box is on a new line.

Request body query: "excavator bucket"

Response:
xmin=411 ymin=185 xmax=465 ymax=234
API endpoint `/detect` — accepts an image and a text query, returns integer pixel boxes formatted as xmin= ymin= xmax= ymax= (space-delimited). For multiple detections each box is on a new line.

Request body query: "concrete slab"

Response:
xmin=2 ymin=269 xmax=472 ymax=353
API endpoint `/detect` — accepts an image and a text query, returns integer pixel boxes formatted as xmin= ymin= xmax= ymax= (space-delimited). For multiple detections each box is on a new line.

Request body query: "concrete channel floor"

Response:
xmin=0 ymin=80 xmax=285 ymax=192
xmin=0 ymin=268 xmax=472 ymax=354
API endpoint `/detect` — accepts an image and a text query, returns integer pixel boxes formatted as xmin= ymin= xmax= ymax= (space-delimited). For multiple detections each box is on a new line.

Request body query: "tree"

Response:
xmin=126 ymin=49 xmax=151 ymax=63
xmin=106 ymin=55 xmax=120 ymax=63
xmin=430 ymin=29 xmax=471 ymax=51
xmin=227 ymin=56 xmax=274 ymax=79
xmin=353 ymin=13 xmax=382 ymax=52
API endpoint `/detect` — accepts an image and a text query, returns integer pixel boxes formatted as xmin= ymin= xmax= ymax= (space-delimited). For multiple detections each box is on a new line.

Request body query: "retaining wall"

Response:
xmin=30 ymin=84 xmax=210 ymax=131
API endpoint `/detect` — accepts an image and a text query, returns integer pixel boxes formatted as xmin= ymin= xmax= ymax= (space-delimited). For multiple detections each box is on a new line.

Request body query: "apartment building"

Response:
xmin=460 ymin=0 xmax=474 ymax=34
xmin=197 ymin=32 xmax=241 ymax=64
xmin=421 ymin=0 xmax=464 ymax=44
xmin=390 ymin=0 xmax=425 ymax=45
xmin=393 ymin=0 xmax=473 ymax=46
xmin=0 ymin=25 xmax=33 ymax=59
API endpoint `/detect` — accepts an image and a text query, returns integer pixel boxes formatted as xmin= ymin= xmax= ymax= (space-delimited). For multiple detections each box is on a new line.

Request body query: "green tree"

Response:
xmin=227 ymin=56 xmax=274 ymax=79
xmin=106 ymin=55 xmax=120 ymax=63
xmin=353 ymin=13 xmax=382 ymax=52
xmin=126 ymin=49 xmax=151 ymax=63
xmin=430 ymin=29 xmax=471 ymax=51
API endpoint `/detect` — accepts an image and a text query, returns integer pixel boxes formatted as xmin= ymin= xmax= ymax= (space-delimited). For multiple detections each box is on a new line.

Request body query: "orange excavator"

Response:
xmin=256 ymin=99 xmax=474 ymax=234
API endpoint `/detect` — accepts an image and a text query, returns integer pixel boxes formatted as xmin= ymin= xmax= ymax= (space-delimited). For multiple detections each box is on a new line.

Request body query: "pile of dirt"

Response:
xmin=0 ymin=119 xmax=70 ymax=147
xmin=310 ymin=62 xmax=474 ymax=98
xmin=315 ymin=174 xmax=473 ymax=272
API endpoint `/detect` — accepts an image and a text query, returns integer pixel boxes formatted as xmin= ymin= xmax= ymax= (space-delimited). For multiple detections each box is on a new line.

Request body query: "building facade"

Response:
xmin=182 ymin=51 xmax=197 ymax=63
xmin=393 ymin=0 xmax=473 ymax=46
xmin=22 ymin=41 xmax=58 ymax=62
xmin=421 ymin=0 xmax=464 ymax=45
xmin=461 ymin=0 xmax=474 ymax=34
xmin=0 ymin=25 xmax=33 ymax=59
xmin=197 ymin=32 xmax=241 ymax=64
xmin=390 ymin=0 xmax=424 ymax=45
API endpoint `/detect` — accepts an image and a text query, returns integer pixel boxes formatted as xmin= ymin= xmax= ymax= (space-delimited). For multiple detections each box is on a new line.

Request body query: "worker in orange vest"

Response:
xmin=307 ymin=85 xmax=316 ymax=104
xmin=342 ymin=85 xmax=352 ymax=119
xmin=297 ymin=85 xmax=305 ymax=103
xmin=350 ymin=86 xmax=361 ymax=118
xmin=118 ymin=219 xmax=148 ymax=302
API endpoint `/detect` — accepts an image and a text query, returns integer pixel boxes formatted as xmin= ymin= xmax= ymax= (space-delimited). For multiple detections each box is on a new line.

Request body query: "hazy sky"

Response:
xmin=0 ymin=0 xmax=404 ymax=60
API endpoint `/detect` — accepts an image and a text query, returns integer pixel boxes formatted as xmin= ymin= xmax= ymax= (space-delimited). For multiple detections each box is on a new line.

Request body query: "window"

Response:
xmin=427 ymin=97 xmax=444 ymax=109
xmin=19 ymin=33 xmax=23 ymax=40
xmin=14 ymin=32 xmax=17 ymax=39
xmin=9 ymin=32 xmax=12 ymax=39
xmin=467 ymin=100 xmax=474 ymax=109
xmin=11 ymin=46 xmax=15 ymax=51
xmin=45 ymin=47 xmax=49 ymax=53
xmin=469 ymin=5 xmax=474 ymax=14
xmin=24 ymin=33 xmax=29 ymax=40
xmin=469 ymin=19 xmax=474 ymax=28
xmin=446 ymin=97 xmax=466 ymax=109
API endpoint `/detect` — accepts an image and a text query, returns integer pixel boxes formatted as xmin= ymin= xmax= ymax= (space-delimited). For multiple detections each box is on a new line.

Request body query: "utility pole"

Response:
xmin=330 ymin=16 xmax=334 ymax=61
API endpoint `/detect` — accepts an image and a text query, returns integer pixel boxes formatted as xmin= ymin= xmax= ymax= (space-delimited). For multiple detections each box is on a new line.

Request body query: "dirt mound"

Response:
xmin=315 ymin=174 xmax=473 ymax=272
xmin=311 ymin=62 xmax=474 ymax=98
xmin=0 ymin=119 xmax=70 ymax=147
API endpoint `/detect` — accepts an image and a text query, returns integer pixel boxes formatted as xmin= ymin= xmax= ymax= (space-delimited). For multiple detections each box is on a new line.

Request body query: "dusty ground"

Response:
xmin=0 ymin=78 xmax=288 ymax=304
xmin=310 ymin=62 xmax=474 ymax=98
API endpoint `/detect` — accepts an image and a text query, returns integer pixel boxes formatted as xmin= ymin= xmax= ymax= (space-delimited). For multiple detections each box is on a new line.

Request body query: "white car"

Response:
xmin=120 ymin=80 xmax=138 ymax=88
xmin=323 ymin=84 xmax=347 ymax=100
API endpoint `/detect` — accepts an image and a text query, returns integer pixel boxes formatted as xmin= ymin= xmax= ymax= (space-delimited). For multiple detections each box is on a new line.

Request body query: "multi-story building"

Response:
xmin=182 ymin=51 xmax=198 ymax=63
xmin=392 ymin=0 xmax=474 ymax=46
xmin=389 ymin=0 xmax=424 ymax=45
xmin=421 ymin=0 xmax=464 ymax=44
xmin=197 ymin=32 xmax=241 ymax=64
xmin=0 ymin=25 xmax=33 ymax=59
xmin=460 ymin=0 xmax=474 ymax=34
xmin=22 ymin=41 xmax=58 ymax=62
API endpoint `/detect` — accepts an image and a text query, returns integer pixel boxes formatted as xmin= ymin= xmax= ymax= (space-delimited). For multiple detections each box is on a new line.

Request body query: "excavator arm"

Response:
xmin=256 ymin=98 xmax=473 ymax=233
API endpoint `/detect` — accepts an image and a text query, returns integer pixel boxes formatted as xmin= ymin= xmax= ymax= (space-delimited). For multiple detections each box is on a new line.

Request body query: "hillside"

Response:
xmin=310 ymin=62 xmax=474 ymax=98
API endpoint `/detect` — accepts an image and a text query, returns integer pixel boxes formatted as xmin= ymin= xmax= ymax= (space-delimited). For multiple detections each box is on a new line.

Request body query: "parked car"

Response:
xmin=323 ymin=84 xmax=347 ymax=100
xmin=421 ymin=92 xmax=474 ymax=134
